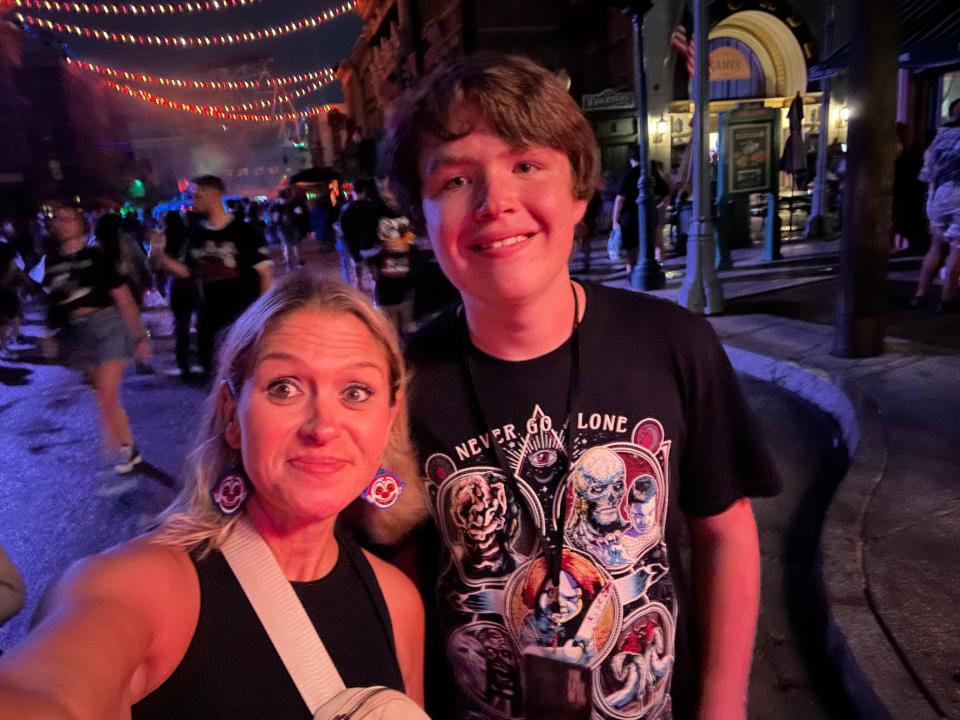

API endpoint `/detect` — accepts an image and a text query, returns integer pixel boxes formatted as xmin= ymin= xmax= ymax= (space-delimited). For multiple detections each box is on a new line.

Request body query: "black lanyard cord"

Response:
xmin=459 ymin=282 xmax=582 ymax=623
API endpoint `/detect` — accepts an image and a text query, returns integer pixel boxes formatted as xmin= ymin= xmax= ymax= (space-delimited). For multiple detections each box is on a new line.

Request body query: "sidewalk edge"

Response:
xmin=723 ymin=345 xmax=928 ymax=720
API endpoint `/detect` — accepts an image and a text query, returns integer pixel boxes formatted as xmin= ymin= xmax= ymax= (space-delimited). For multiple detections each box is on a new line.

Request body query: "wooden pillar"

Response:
xmin=832 ymin=0 xmax=897 ymax=357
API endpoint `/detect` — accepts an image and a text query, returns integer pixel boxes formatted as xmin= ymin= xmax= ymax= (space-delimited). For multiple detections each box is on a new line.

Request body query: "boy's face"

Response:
xmin=418 ymin=105 xmax=587 ymax=309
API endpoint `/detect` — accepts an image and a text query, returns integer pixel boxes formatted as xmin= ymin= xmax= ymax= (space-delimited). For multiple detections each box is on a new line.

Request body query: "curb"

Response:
xmin=722 ymin=344 xmax=937 ymax=720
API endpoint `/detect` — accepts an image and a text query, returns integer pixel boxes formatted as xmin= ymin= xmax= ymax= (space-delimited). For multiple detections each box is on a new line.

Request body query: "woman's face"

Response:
xmin=227 ymin=308 xmax=400 ymax=528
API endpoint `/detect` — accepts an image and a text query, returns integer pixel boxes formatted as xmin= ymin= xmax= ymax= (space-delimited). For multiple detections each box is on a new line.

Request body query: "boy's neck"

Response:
xmin=463 ymin=276 xmax=584 ymax=361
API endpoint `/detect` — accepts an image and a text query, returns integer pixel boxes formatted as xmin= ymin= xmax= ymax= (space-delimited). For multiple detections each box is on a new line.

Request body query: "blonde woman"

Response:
xmin=0 ymin=274 xmax=426 ymax=718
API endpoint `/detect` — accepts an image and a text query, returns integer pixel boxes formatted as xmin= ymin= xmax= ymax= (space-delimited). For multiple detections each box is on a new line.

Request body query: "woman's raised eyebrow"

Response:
xmin=257 ymin=353 xmax=387 ymax=376
xmin=258 ymin=351 xmax=299 ymax=364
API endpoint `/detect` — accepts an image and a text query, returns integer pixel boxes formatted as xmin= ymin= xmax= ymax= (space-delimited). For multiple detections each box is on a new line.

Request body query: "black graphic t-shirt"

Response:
xmin=407 ymin=282 xmax=781 ymax=720
xmin=187 ymin=215 xmax=270 ymax=301
xmin=373 ymin=215 xmax=417 ymax=307
xmin=42 ymin=245 xmax=123 ymax=329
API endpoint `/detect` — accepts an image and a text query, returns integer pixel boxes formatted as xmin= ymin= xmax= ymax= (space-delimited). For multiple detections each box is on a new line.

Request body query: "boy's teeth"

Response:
xmin=483 ymin=234 xmax=526 ymax=249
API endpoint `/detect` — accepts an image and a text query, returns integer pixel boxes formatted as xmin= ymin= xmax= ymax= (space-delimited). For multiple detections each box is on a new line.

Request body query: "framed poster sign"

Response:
xmin=726 ymin=122 xmax=773 ymax=194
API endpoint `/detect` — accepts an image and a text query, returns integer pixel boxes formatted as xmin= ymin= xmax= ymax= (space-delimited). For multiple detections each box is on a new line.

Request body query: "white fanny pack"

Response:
xmin=221 ymin=517 xmax=430 ymax=720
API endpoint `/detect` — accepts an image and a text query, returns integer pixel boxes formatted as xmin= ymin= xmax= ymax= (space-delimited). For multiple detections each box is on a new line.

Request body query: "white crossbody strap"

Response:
xmin=221 ymin=515 xmax=346 ymax=713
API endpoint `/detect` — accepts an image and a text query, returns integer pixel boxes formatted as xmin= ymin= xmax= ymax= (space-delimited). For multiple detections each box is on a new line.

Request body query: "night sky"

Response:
xmin=15 ymin=1 xmax=365 ymax=188
xmin=21 ymin=1 xmax=362 ymax=112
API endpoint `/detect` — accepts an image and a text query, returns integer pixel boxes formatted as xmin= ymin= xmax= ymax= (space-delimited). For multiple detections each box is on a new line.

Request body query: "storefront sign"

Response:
xmin=582 ymin=88 xmax=636 ymax=112
xmin=709 ymin=46 xmax=751 ymax=81
xmin=726 ymin=123 xmax=773 ymax=194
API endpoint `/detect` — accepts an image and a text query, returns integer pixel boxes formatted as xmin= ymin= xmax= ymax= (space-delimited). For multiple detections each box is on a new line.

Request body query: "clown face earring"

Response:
xmin=360 ymin=467 xmax=405 ymax=509
xmin=211 ymin=468 xmax=252 ymax=515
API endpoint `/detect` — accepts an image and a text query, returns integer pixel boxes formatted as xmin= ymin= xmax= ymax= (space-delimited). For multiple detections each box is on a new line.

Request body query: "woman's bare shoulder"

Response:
xmin=0 ymin=536 xmax=202 ymax=717
xmin=361 ymin=550 xmax=420 ymax=607
xmin=56 ymin=534 xmax=196 ymax=603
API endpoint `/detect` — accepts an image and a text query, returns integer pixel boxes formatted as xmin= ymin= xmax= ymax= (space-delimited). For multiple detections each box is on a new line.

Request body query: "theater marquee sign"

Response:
xmin=709 ymin=46 xmax=751 ymax=81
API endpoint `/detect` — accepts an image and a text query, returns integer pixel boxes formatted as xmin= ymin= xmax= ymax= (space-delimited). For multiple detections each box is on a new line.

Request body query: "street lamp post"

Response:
xmin=677 ymin=0 xmax=724 ymax=314
xmin=806 ymin=0 xmax=835 ymax=239
xmin=619 ymin=1 xmax=665 ymax=291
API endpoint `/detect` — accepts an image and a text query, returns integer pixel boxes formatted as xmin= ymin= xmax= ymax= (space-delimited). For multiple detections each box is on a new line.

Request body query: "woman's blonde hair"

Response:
xmin=153 ymin=273 xmax=423 ymax=552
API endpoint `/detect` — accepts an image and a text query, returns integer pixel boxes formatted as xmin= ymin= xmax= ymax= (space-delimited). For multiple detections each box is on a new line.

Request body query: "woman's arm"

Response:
xmin=365 ymin=551 xmax=425 ymax=707
xmin=109 ymin=284 xmax=150 ymax=362
xmin=0 ymin=540 xmax=198 ymax=719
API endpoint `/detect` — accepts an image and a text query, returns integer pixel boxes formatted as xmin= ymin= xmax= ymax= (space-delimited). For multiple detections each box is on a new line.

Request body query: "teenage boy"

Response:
xmin=380 ymin=54 xmax=781 ymax=720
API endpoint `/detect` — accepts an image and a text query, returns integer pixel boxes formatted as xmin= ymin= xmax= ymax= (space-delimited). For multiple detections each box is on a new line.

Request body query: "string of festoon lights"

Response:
xmin=65 ymin=57 xmax=336 ymax=90
xmin=102 ymin=78 xmax=335 ymax=122
xmin=14 ymin=0 xmax=355 ymax=45
xmin=204 ymin=77 xmax=335 ymax=112
xmin=13 ymin=0 xmax=262 ymax=15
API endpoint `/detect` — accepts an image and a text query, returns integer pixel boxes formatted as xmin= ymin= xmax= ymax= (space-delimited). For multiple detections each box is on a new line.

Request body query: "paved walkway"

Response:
xmin=740 ymin=378 xmax=852 ymax=719
xmin=583 ymin=236 xmax=959 ymax=719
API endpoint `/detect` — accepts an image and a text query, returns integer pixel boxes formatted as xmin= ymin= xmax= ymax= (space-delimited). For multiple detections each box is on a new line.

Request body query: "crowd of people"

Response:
xmin=0 ymin=52 xmax=955 ymax=720
xmin=0 ymin=164 xmax=460 ymax=375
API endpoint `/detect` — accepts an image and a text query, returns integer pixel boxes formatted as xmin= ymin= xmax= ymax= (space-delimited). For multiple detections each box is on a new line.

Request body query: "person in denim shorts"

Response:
xmin=42 ymin=201 xmax=151 ymax=474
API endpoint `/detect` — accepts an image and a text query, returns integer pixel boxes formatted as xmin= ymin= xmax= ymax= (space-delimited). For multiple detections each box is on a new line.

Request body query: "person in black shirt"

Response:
xmin=340 ymin=178 xmax=387 ymax=290
xmin=162 ymin=210 xmax=198 ymax=378
xmin=95 ymin=214 xmax=152 ymax=310
xmin=372 ymin=213 xmax=418 ymax=336
xmin=613 ymin=145 xmax=642 ymax=273
xmin=377 ymin=54 xmax=781 ymax=720
xmin=42 ymin=201 xmax=151 ymax=475
xmin=152 ymin=175 xmax=273 ymax=377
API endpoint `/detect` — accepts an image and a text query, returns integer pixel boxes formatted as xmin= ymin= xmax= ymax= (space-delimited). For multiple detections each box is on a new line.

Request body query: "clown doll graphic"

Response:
xmin=504 ymin=548 xmax=620 ymax=667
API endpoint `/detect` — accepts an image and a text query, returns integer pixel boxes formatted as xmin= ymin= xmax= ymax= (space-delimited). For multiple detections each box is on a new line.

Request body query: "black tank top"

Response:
xmin=132 ymin=532 xmax=404 ymax=719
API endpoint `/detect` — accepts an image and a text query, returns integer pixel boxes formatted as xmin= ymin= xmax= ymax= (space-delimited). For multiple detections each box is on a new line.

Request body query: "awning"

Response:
xmin=809 ymin=0 xmax=960 ymax=81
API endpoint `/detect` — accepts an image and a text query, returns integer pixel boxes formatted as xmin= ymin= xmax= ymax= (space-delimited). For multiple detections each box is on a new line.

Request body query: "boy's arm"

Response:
xmin=687 ymin=497 xmax=760 ymax=720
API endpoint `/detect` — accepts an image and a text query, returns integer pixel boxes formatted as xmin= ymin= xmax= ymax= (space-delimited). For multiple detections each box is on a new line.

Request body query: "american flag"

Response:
xmin=670 ymin=6 xmax=695 ymax=78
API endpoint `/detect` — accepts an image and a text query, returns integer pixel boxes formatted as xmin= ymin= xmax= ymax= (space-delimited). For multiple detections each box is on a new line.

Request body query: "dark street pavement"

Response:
xmin=2 ymin=235 xmax=957 ymax=720
xmin=743 ymin=377 xmax=852 ymax=719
